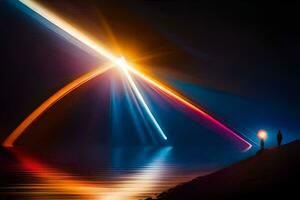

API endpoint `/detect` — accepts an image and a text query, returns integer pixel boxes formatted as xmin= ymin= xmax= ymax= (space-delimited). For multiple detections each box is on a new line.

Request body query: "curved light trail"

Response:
xmin=18 ymin=0 xmax=167 ymax=141
xmin=3 ymin=0 xmax=253 ymax=150
xmin=2 ymin=65 xmax=113 ymax=147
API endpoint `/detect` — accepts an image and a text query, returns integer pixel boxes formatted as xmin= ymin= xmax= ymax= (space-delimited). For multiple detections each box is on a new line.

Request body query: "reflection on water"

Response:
xmin=0 ymin=146 xmax=249 ymax=200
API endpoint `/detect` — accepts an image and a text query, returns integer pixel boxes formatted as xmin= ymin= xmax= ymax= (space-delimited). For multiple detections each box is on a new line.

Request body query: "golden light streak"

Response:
xmin=7 ymin=0 xmax=252 ymax=149
xmin=2 ymin=65 xmax=113 ymax=147
xmin=18 ymin=0 xmax=167 ymax=141
xmin=18 ymin=0 xmax=130 ymax=73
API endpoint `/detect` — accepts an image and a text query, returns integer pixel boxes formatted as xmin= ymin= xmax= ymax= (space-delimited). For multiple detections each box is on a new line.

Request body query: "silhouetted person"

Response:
xmin=277 ymin=130 xmax=283 ymax=147
xmin=260 ymin=139 xmax=265 ymax=150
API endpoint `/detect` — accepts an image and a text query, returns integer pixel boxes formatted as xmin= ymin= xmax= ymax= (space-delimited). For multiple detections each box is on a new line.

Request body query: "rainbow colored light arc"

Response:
xmin=2 ymin=0 xmax=253 ymax=150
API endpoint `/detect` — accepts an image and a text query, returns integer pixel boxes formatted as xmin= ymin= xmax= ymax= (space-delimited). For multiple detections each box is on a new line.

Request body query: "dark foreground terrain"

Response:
xmin=150 ymin=140 xmax=300 ymax=200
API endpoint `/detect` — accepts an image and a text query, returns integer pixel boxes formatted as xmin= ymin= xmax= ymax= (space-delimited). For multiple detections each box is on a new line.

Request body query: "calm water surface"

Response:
xmin=0 ymin=146 xmax=251 ymax=200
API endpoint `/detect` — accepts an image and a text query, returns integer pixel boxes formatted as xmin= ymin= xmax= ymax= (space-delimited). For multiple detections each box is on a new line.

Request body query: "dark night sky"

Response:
xmin=1 ymin=0 xmax=300 ymax=151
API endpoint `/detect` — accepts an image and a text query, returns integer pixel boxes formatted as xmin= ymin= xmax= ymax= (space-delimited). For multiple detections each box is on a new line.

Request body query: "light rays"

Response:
xmin=17 ymin=0 xmax=167 ymax=142
xmin=118 ymin=58 xmax=167 ymax=140
xmin=2 ymin=0 xmax=253 ymax=150
xmin=125 ymin=66 xmax=253 ymax=150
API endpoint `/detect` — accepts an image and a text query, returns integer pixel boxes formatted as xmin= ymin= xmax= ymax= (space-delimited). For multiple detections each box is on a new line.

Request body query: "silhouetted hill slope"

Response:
xmin=151 ymin=140 xmax=300 ymax=200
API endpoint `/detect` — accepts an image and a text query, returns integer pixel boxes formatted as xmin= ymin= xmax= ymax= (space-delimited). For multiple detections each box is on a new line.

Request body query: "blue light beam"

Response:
xmin=118 ymin=58 xmax=168 ymax=140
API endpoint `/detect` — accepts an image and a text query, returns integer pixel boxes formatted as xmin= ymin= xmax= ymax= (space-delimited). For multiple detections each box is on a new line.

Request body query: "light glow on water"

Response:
xmin=3 ymin=147 xmax=216 ymax=200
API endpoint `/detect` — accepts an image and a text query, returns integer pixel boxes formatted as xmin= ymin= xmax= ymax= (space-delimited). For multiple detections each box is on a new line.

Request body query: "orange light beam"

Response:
xmin=2 ymin=65 xmax=113 ymax=147
xmin=18 ymin=0 xmax=167 ymax=141
xmin=16 ymin=0 xmax=252 ymax=150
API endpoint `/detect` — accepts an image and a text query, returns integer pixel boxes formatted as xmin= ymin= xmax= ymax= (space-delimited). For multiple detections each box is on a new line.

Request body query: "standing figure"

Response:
xmin=260 ymin=138 xmax=265 ymax=150
xmin=277 ymin=130 xmax=283 ymax=147
xmin=257 ymin=130 xmax=267 ymax=151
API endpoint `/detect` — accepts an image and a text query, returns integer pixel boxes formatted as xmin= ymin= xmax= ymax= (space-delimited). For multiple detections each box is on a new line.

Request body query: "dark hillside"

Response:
xmin=152 ymin=140 xmax=300 ymax=199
